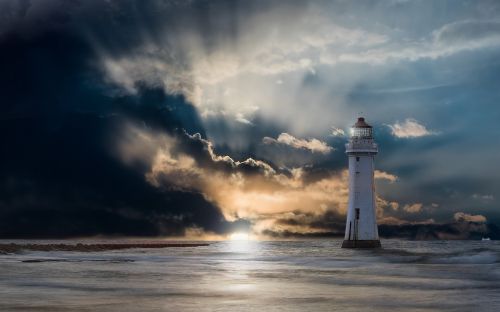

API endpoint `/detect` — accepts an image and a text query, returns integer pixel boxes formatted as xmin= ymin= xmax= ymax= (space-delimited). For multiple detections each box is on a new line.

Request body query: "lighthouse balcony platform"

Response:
xmin=345 ymin=141 xmax=378 ymax=154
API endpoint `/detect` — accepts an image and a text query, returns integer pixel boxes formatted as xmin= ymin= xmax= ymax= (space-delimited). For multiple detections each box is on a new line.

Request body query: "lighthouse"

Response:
xmin=342 ymin=117 xmax=381 ymax=248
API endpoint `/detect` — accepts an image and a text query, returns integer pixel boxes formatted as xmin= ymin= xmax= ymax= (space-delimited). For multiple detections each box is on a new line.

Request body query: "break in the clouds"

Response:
xmin=1 ymin=0 xmax=500 ymax=238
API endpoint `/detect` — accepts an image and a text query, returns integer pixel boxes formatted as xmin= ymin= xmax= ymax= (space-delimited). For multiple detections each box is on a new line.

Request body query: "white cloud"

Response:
xmin=322 ymin=19 xmax=500 ymax=66
xmin=377 ymin=197 xmax=400 ymax=213
xmin=331 ymin=127 xmax=345 ymax=137
xmin=388 ymin=118 xmax=436 ymax=138
xmin=454 ymin=212 xmax=487 ymax=223
xmin=97 ymin=5 xmax=389 ymax=112
xmin=379 ymin=216 xmax=435 ymax=225
xmin=403 ymin=203 xmax=423 ymax=213
xmin=235 ymin=113 xmax=253 ymax=125
xmin=472 ymin=193 xmax=494 ymax=201
xmin=374 ymin=170 xmax=398 ymax=183
xmin=263 ymin=133 xmax=333 ymax=154
xmin=433 ymin=20 xmax=500 ymax=46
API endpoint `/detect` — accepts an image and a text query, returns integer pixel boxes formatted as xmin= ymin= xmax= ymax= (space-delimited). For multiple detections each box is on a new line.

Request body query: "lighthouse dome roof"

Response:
xmin=353 ymin=117 xmax=372 ymax=128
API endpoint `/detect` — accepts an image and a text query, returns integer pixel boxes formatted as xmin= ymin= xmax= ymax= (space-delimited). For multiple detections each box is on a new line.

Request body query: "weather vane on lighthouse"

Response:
xmin=342 ymin=117 xmax=381 ymax=248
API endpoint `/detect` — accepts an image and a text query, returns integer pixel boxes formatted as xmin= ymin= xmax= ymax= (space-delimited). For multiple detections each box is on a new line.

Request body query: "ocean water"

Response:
xmin=1 ymin=239 xmax=499 ymax=312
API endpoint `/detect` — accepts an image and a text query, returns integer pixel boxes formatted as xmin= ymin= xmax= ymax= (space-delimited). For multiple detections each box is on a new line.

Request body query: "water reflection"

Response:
xmin=0 ymin=240 xmax=499 ymax=311
xmin=226 ymin=238 xmax=260 ymax=254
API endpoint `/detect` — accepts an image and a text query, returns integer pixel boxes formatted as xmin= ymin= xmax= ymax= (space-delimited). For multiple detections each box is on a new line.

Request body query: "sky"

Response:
xmin=0 ymin=0 xmax=499 ymax=239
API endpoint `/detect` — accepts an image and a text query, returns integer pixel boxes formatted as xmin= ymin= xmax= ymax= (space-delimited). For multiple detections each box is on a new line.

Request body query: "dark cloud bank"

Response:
xmin=0 ymin=0 xmax=497 ymax=239
xmin=0 ymin=5 xmax=249 ymax=237
xmin=264 ymin=211 xmax=500 ymax=240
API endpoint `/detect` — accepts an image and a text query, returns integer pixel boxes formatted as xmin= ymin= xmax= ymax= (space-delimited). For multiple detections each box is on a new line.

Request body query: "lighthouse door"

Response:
xmin=354 ymin=208 xmax=360 ymax=240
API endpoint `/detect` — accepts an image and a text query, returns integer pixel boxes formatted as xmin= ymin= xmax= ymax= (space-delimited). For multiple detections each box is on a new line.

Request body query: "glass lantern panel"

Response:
xmin=352 ymin=127 xmax=372 ymax=137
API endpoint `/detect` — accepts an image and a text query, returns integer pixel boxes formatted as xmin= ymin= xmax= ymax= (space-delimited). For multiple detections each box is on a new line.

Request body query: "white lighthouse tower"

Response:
xmin=342 ymin=117 xmax=381 ymax=248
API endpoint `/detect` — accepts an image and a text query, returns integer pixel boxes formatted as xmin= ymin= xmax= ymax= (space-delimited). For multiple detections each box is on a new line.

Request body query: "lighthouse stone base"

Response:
xmin=341 ymin=240 xmax=381 ymax=248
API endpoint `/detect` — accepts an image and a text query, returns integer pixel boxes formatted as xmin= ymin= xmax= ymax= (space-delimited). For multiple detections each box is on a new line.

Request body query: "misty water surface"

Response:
xmin=0 ymin=239 xmax=499 ymax=312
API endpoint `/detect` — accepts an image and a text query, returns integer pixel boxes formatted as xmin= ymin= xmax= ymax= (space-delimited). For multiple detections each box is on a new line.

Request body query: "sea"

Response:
xmin=1 ymin=239 xmax=499 ymax=312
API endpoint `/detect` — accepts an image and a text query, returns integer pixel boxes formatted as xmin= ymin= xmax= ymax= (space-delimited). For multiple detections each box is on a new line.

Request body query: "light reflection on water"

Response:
xmin=226 ymin=237 xmax=260 ymax=254
xmin=1 ymin=239 xmax=500 ymax=311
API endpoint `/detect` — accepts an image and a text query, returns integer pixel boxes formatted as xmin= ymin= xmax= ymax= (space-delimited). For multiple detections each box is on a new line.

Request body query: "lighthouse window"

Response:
xmin=353 ymin=127 xmax=373 ymax=138
xmin=356 ymin=157 xmax=360 ymax=162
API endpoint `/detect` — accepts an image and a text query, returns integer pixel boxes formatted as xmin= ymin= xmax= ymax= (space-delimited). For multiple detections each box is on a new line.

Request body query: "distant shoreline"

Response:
xmin=0 ymin=243 xmax=209 ymax=253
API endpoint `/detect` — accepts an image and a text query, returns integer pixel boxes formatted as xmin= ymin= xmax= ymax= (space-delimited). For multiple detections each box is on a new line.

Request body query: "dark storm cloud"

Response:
xmin=0 ymin=108 xmax=243 ymax=238
xmin=0 ymin=2 xmax=250 ymax=238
